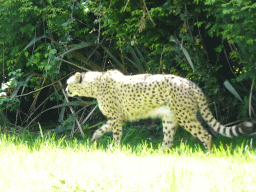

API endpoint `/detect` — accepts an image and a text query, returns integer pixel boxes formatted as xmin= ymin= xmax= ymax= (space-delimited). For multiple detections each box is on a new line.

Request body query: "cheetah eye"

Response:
xmin=79 ymin=75 xmax=82 ymax=83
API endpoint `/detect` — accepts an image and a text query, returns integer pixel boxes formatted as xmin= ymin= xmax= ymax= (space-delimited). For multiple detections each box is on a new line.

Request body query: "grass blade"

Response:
xmin=127 ymin=46 xmax=145 ymax=72
xmin=10 ymin=82 xmax=23 ymax=99
xmin=60 ymin=43 xmax=91 ymax=57
xmin=223 ymin=80 xmax=243 ymax=102
xmin=181 ymin=46 xmax=195 ymax=71
xmin=101 ymin=46 xmax=123 ymax=68
xmin=23 ymin=35 xmax=47 ymax=50
xmin=134 ymin=46 xmax=148 ymax=66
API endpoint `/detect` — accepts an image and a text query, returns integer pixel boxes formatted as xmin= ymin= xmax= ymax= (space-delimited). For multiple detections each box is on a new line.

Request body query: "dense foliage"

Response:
xmin=0 ymin=0 xmax=255 ymax=132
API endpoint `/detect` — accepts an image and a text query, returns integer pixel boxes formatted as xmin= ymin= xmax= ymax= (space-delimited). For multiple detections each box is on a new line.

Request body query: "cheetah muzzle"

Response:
xmin=66 ymin=70 xmax=255 ymax=151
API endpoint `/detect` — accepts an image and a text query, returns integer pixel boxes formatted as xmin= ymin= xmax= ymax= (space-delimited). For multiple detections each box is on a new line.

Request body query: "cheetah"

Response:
xmin=66 ymin=70 xmax=254 ymax=151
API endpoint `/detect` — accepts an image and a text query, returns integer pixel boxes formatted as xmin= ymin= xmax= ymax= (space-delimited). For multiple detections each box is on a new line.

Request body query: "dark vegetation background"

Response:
xmin=0 ymin=0 xmax=255 ymax=143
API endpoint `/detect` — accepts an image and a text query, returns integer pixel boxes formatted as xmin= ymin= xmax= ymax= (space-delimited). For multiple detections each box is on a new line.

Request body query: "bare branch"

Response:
xmin=142 ymin=0 xmax=155 ymax=26
xmin=59 ymin=81 xmax=85 ymax=137
xmin=124 ymin=0 xmax=130 ymax=11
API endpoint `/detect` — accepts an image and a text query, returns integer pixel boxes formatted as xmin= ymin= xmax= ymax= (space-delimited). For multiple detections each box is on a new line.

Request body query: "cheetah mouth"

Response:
xmin=66 ymin=91 xmax=72 ymax=97
xmin=66 ymin=87 xmax=78 ymax=97
xmin=66 ymin=90 xmax=78 ymax=97
xmin=65 ymin=86 xmax=72 ymax=97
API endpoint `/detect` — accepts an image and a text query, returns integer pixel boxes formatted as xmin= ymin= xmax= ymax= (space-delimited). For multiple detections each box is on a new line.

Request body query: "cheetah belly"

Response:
xmin=126 ymin=106 xmax=174 ymax=121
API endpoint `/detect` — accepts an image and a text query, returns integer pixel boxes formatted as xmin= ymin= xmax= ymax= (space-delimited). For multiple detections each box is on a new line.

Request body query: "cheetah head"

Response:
xmin=66 ymin=72 xmax=82 ymax=97
xmin=66 ymin=71 xmax=102 ymax=98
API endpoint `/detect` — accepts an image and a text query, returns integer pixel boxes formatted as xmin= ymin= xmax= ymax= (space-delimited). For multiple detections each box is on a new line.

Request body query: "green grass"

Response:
xmin=0 ymin=129 xmax=256 ymax=192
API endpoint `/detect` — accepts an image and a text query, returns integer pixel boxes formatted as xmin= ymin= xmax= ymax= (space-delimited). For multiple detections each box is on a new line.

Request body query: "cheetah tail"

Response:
xmin=198 ymin=94 xmax=254 ymax=137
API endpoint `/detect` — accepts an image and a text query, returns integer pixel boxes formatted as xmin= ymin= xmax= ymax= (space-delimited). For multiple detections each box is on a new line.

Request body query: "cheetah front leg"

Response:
xmin=91 ymin=120 xmax=112 ymax=146
xmin=161 ymin=122 xmax=178 ymax=150
xmin=91 ymin=119 xmax=123 ymax=147
xmin=161 ymin=113 xmax=179 ymax=151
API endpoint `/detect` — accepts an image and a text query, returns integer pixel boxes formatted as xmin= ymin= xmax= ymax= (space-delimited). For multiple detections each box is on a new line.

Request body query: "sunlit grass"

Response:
xmin=0 ymin=130 xmax=255 ymax=191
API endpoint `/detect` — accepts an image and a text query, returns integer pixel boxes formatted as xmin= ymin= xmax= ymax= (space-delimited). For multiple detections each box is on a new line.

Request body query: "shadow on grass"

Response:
xmin=1 ymin=125 xmax=255 ymax=155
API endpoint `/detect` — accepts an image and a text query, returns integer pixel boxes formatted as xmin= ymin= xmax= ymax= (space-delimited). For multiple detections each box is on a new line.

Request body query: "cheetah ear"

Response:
xmin=74 ymin=72 xmax=81 ymax=83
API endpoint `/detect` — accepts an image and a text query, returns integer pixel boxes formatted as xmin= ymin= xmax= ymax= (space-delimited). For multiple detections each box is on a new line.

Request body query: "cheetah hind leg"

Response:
xmin=179 ymin=116 xmax=213 ymax=152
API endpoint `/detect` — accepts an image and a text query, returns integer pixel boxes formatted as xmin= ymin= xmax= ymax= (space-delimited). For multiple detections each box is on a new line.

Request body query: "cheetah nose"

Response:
xmin=65 ymin=86 xmax=71 ymax=97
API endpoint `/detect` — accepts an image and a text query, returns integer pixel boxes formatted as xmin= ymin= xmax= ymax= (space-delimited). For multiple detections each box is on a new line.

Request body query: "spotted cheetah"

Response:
xmin=66 ymin=70 xmax=254 ymax=151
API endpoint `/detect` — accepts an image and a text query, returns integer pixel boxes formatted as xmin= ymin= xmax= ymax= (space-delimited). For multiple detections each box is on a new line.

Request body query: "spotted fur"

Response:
xmin=66 ymin=70 xmax=254 ymax=151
